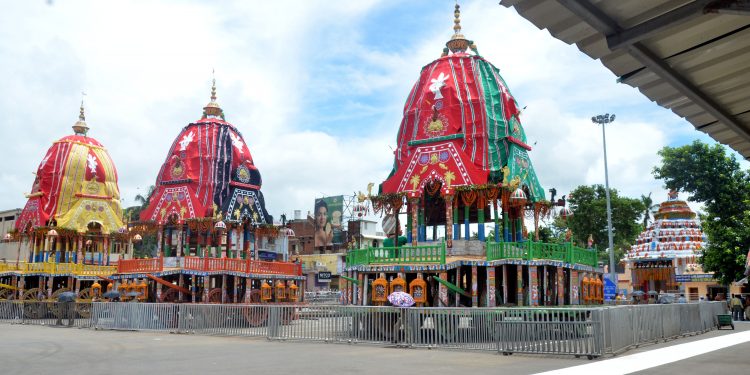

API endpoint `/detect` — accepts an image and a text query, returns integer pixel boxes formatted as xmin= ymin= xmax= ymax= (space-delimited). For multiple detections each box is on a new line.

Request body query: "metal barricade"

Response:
xmin=0 ymin=301 xmax=23 ymax=323
xmin=91 ymin=302 xmax=178 ymax=332
xmin=0 ymin=300 xmax=729 ymax=357
xmin=495 ymin=308 xmax=603 ymax=358
xmin=11 ymin=301 xmax=90 ymax=328
xmin=178 ymin=304 xmax=269 ymax=337
xmin=406 ymin=307 xmax=499 ymax=350
xmin=601 ymin=305 xmax=635 ymax=354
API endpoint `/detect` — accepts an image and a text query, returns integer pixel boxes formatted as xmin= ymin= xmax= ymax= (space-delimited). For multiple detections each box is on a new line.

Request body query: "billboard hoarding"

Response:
xmin=314 ymin=196 xmax=344 ymax=248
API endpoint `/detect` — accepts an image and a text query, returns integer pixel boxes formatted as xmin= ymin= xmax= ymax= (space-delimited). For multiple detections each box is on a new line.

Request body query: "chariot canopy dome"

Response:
xmin=15 ymin=102 xmax=125 ymax=234
xmin=380 ymin=4 xmax=544 ymax=200
xmin=139 ymin=78 xmax=273 ymax=225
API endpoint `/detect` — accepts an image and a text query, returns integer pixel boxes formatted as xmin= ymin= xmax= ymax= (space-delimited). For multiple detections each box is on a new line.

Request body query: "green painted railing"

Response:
xmin=486 ymin=240 xmax=598 ymax=267
xmin=345 ymin=241 xmax=446 ymax=266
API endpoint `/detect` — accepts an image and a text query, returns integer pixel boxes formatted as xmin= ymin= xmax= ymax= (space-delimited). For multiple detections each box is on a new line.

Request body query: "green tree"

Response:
xmin=639 ymin=192 xmax=659 ymax=228
xmin=564 ymin=185 xmax=645 ymax=262
xmin=653 ymin=140 xmax=750 ymax=284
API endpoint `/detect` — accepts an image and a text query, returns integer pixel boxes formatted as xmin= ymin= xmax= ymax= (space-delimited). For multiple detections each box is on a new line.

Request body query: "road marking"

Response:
xmin=535 ymin=330 xmax=750 ymax=375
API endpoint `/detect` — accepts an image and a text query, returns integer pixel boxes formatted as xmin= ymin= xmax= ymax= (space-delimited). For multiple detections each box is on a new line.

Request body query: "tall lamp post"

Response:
xmin=592 ymin=113 xmax=617 ymax=287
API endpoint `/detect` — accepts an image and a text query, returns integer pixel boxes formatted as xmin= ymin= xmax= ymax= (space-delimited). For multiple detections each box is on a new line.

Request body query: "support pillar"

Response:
xmin=156 ymin=282 xmax=163 ymax=302
xmin=486 ymin=267 xmax=496 ymax=307
xmin=176 ymin=227 xmax=183 ymax=258
xmin=156 ymin=226 xmax=163 ymax=258
xmin=17 ymin=276 xmax=25 ymax=300
xmin=503 ymin=209 xmax=510 ymax=242
xmin=516 ymin=265 xmax=523 ymax=306
xmin=557 ymin=267 xmax=565 ymax=306
xmin=46 ymin=275 xmax=53 ymax=299
xmin=74 ymin=278 xmax=80 ymax=295
xmin=529 ymin=266 xmax=538 ymax=306
xmin=502 ymin=265 xmax=508 ymax=306
xmin=455 ymin=267 xmax=461 ymax=306
xmin=452 ymin=197 xmax=459 ymax=240
xmin=104 ymin=237 xmax=110 ymax=266
xmin=410 ymin=198 xmax=419 ymax=246
xmin=493 ymin=200 xmax=500 ymax=242
xmin=438 ymin=271 xmax=448 ymax=307
xmin=233 ymin=276 xmax=239 ymax=303
xmin=471 ymin=265 xmax=478 ymax=307
xmin=362 ymin=274 xmax=368 ymax=306
xmin=418 ymin=205 xmax=425 ymax=242
xmin=463 ymin=205 xmax=470 ymax=240
xmin=184 ymin=228 xmax=191 ymax=257
xmin=542 ymin=266 xmax=548 ymax=306
xmin=178 ymin=274 xmax=184 ymax=301
xmin=350 ymin=271 xmax=357 ymax=305
xmin=477 ymin=199 xmax=485 ymax=241
xmin=244 ymin=278 xmax=252 ymax=303
xmin=445 ymin=194 xmax=454 ymax=250
xmin=406 ymin=201 xmax=413 ymax=245
xmin=357 ymin=272 xmax=364 ymax=305
xmin=571 ymin=270 xmax=579 ymax=305
xmin=191 ymin=275 xmax=196 ymax=303
xmin=221 ymin=274 xmax=227 ymax=303
xmin=203 ymin=276 xmax=210 ymax=303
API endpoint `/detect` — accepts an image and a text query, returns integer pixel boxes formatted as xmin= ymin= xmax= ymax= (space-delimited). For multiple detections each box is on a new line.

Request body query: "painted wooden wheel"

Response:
xmin=160 ymin=288 xmax=179 ymax=303
xmin=242 ymin=304 xmax=268 ymax=327
xmin=75 ymin=288 xmax=94 ymax=319
xmin=206 ymin=288 xmax=223 ymax=303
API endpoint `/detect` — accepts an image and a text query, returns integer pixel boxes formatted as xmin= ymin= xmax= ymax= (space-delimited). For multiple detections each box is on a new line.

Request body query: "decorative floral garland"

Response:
xmin=254 ymin=224 xmax=279 ymax=238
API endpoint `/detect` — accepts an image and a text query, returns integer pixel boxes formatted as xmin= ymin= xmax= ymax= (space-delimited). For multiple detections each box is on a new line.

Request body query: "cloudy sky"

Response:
xmin=0 ymin=0 xmax=736 ymax=225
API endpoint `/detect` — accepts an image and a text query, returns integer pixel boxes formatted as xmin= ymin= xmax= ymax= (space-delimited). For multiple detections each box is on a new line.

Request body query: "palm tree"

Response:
xmin=135 ymin=185 xmax=155 ymax=208
xmin=639 ymin=192 xmax=659 ymax=228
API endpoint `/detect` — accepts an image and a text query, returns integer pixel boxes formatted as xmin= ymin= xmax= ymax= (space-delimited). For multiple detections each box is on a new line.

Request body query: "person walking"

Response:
xmin=730 ymin=294 xmax=744 ymax=321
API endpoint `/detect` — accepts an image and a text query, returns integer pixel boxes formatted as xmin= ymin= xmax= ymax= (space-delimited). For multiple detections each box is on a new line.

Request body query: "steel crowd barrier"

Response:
xmin=0 ymin=301 xmax=91 ymax=328
xmin=0 ymin=301 xmax=727 ymax=356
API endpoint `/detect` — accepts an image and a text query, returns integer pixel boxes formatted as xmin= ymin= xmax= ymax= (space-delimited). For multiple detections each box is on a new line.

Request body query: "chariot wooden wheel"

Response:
xmin=49 ymin=288 xmax=71 ymax=318
xmin=244 ymin=289 xmax=262 ymax=304
xmin=159 ymin=288 xmax=179 ymax=303
xmin=0 ymin=288 xmax=15 ymax=301
xmin=21 ymin=288 xmax=46 ymax=319
xmin=206 ymin=288 xmax=223 ymax=303
xmin=242 ymin=304 xmax=268 ymax=327
xmin=75 ymin=288 xmax=94 ymax=319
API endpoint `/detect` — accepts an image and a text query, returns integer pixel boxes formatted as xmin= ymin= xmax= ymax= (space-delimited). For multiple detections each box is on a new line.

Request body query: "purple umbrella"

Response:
xmin=387 ymin=291 xmax=415 ymax=307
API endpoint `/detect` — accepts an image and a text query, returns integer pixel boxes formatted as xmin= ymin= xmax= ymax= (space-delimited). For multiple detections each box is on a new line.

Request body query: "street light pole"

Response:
xmin=592 ymin=113 xmax=617 ymax=288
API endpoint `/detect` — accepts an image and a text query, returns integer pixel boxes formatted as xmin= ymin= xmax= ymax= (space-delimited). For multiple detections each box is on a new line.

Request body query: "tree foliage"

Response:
xmin=653 ymin=140 xmax=750 ymax=284
xmin=560 ymin=185 xmax=644 ymax=262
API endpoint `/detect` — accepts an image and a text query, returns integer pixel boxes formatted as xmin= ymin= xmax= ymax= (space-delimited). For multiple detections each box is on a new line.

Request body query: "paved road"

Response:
xmin=1 ymin=322 xmax=748 ymax=375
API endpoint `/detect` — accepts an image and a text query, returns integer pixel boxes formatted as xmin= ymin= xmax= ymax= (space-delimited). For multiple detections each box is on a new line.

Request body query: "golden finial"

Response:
xmin=72 ymin=93 xmax=89 ymax=136
xmin=446 ymin=3 xmax=470 ymax=54
xmin=453 ymin=3 xmax=461 ymax=33
xmin=203 ymin=70 xmax=224 ymax=119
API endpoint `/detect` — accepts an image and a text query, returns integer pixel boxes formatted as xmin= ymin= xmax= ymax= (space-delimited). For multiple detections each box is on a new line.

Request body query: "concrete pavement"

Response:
xmin=1 ymin=322 xmax=748 ymax=375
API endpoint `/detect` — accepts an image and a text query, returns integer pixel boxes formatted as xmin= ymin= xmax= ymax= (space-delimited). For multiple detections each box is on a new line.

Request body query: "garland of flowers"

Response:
xmin=370 ymin=192 xmax=406 ymax=216
xmin=129 ymin=221 xmax=159 ymax=236
xmin=254 ymin=224 xmax=279 ymax=238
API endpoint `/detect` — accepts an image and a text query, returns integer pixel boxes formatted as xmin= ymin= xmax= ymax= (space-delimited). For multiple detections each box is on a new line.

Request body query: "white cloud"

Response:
xmin=0 ymin=0 xmax=719 ymax=229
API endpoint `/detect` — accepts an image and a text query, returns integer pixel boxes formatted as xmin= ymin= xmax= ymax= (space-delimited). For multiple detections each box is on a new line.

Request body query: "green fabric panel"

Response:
xmin=505 ymin=144 xmax=545 ymax=202
xmin=476 ymin=59 xmax=507 ymax=175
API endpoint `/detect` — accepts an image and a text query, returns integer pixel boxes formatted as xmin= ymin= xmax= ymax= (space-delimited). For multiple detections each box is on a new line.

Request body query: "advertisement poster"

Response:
xmin=314 ymin=196 xmax=344 ymax=248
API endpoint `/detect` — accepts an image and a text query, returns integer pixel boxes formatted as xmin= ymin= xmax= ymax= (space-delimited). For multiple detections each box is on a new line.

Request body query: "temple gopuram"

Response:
xmin=0 ymin=103 xmax=127 ymax=303
xmin=119 ymin=79 xmax=303 ymax=303
xmin=623 ymin=191 xmax=728 ymax=301
xmin=341 ymin=5 xmax=601 ymax=308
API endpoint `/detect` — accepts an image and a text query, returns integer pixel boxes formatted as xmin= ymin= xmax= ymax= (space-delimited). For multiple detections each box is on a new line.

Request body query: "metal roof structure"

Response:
xmin=501 ymin=0 xmax=750 ymax=159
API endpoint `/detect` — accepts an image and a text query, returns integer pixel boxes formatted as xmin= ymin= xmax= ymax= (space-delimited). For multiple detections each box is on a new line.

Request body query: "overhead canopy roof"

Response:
xmin=501 ymin=0 xmax=750 ymax=159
